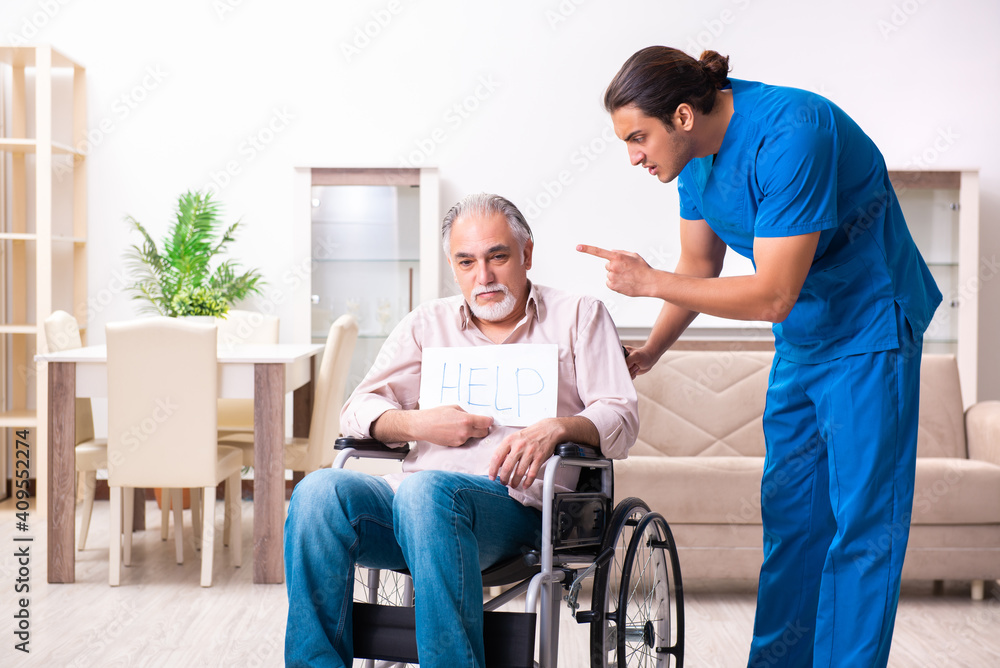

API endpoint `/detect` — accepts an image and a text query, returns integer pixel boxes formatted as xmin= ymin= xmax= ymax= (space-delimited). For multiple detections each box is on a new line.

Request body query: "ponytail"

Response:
xmin=698 ymin=50 xmax=731 ymax=91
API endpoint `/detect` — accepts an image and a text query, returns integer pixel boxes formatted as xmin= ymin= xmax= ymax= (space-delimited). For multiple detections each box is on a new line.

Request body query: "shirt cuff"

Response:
xmin=754 ymin=216 xmax=839 ymax=237
xmin=344 ymin=396 xmax=405 ymax=444
xmin=576 ymin=404 xmax=632 ymax=460
xmin=679 ymin=206 xmax=702 ymax=221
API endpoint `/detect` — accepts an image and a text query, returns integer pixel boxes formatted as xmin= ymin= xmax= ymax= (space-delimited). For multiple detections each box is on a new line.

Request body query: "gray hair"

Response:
xmin=441 ymin=193 xmax=533 ymax=257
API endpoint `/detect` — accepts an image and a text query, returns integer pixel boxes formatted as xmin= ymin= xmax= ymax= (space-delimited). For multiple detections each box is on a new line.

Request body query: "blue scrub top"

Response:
xmin=678 ymin=79 xmax=942 ymax=363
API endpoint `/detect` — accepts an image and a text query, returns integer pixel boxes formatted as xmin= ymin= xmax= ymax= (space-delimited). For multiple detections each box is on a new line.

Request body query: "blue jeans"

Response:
xmin=284 ymin=468 xmax=543 ymax=668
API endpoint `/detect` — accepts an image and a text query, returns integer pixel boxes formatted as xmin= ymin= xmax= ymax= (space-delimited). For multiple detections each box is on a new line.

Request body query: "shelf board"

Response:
xmin=0 ymin=233 xmax=86 ymax=243
xmin=0 ymin=409 xmax=37 ymax=428
xmin=312 ymin=167 xmax=421 ymax=187
xmin=312 ymin=331 xmax=389 ymax=340
xmin=313 ymin=258 xmax=420 ymax=263
xmin=0 ymin=45 xmax=82 ymax=69
xmin=0 ymin=324 xmax=37 ymax=334
xmin=0 ymin=138 xmax=83 ymax=156
xmin=311 ymin=220 xmax=409 ymax=226
xmin=888 ymin=170 xmax=961 ymax=190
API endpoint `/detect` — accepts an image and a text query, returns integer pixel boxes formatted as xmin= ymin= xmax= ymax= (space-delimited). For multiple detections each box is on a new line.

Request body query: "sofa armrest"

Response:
xmin=965 ymin=400 xmax=1000 ymax=466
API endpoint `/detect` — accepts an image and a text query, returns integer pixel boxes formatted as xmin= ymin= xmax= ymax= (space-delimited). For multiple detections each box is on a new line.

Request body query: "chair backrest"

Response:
xmin=43 ymin=310 xmax=95 ymax=445
xmin=106 ymin=317 xmax=219 ymax=488
xmin=215 ymin=309 xmax=281 ymax=430
xmin=216 ymin=309 xmax=280 ymax=349
xmin=306 ymin=314 xmax=359 ymax=470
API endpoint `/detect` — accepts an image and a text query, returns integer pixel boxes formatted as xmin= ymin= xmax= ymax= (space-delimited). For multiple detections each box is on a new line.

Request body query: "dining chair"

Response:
xmin=106 ymin=316 xmax=242 ymax=587
xmin=43 ymin=310 xmax=107 ymax=551
xmin=219 ymin=313 xmax=358 ymax=476
xmin=159 ymin=309 xmax=279 ymax=544
xmin=215 ymin=309 xmax=280 ymax=441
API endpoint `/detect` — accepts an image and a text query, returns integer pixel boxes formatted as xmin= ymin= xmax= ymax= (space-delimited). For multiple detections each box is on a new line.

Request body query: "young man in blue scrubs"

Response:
xmin=579 ymin=46 xmax=941 ymax=667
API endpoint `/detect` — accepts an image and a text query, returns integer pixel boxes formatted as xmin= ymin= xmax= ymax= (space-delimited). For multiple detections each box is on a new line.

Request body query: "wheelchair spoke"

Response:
xmin=614 ymin=513 xmax=683 ymax=668
xmin=591 ymin=501 xmax=684 ymax=667
xmin=623 ymin=540 xmax=662 ymax=666
xmin=590 ymin=498 xmax=651 ymax=668
xmin=354 ymin=566 xmax=418 ymax=667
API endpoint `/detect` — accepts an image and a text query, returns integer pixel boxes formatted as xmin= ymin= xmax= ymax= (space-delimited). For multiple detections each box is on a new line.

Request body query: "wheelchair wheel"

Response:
xmin=355 ymin=566 xmax=414 ymax=608
xmin=590 ymin=500 xmax=684 ymax=667
xmin=590 ymin=497 xmax=650 ymax=666
xmin=353 ymin=567 xmax=417 ymax=668
xmin=617 ymin=512 xmax=684 ymax=666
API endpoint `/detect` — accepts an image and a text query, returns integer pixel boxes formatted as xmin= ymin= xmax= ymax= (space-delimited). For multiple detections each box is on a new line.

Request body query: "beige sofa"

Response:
xmin=618 ymin=350 xmax=1000 ymax=598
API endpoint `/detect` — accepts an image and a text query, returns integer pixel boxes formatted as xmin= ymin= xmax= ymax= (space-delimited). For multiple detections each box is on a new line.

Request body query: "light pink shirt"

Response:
xmin=340 ymin=282 xmax=638 ymax=509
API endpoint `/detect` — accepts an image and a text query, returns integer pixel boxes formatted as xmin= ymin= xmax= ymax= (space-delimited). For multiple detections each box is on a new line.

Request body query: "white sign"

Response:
xmin=419 ymin=344 xmax=559 ymax=427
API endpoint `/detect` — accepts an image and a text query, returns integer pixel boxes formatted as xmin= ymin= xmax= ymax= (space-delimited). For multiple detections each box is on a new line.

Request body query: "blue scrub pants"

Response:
xmin=748 ymin=316 xmax=922 ymax=668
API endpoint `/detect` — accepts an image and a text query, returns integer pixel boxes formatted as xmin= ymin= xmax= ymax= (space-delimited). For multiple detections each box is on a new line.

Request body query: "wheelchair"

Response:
xmin=333 ymin=437 xmax=685 ymax=668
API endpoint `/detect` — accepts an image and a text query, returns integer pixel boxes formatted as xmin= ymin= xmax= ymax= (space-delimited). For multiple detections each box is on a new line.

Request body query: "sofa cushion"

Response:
xmin=911 ymin=458 xmax=1000 ymax=524
xmin=916 ymin=355 xmax=968 ymax=459
xmin=615 ymin=455 xmax=765 ymax=524
xmin=616 ymin=456 xmax=1000 ymax=527
xmin=633 ymin=352 xmax=969 ymax=461
xmin=632 ymin=351 xmax=771 ymax=457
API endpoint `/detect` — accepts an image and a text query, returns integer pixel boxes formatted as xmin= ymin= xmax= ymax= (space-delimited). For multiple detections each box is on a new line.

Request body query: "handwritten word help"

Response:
xmin=419 ymin=344 xmax=558 ymax=427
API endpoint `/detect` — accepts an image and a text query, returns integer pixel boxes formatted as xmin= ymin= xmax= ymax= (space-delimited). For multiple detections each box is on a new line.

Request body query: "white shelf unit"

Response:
xmin=308 ymin=168 xmax=439 ymax=396
xmin=0 ymin=45 xmax=88 ymax=500
xmin=889 ymin=169 xmax=979 ymax=407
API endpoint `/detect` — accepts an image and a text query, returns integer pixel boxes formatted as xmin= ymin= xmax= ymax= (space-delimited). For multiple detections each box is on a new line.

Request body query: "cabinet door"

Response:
xmin=897 ymin=183 xmax=960 ymax=355
xmin=311 ymin=184 xmax=421 ymax=394
xmin=890 ymin=169 xmax=979 ymax=407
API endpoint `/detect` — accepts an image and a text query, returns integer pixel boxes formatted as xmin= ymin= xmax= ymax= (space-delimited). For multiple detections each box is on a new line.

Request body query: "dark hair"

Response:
xmin=604 ymin=47 xmax=731 ymax=129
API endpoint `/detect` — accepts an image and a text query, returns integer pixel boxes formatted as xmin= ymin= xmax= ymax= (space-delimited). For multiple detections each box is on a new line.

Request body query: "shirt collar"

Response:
xmin=727 ymin=78 xmax=760 ymax=119
xmin=457 ymin=280 xmax=541 ymax=330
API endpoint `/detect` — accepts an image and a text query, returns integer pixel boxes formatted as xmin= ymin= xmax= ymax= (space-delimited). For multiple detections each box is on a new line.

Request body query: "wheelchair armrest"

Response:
xmin=336 ymin=438 xmax=595 ymax=459
xmin=555 ymin=442 xmax=604 ymax=460
xmin=334 ymin=437 xmax=410 ymax=460
xmin=335 ymin=437 xmax=394 ymax=451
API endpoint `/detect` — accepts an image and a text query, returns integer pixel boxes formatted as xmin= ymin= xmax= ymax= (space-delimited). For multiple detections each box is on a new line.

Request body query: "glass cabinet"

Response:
xmin=311 ymin=185 xmax=421 ymax=337
xmin=890 ymin=169 xmax=979 ymax=406
xmin=309 ymin=168 xmax=439 ymax=395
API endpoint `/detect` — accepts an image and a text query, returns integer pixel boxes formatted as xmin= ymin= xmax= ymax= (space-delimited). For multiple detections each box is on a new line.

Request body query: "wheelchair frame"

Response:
xmin=332 ymin=438 xmax=684 ymax=668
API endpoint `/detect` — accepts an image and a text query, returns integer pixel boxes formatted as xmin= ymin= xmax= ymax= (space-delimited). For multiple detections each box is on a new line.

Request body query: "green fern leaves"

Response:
xmin=124 ymin=191 xmax=264 ymax=317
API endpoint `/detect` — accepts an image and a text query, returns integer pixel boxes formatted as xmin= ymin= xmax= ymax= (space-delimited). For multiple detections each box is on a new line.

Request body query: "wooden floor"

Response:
xmin=2 ymin=496 xmax=998 ymax=667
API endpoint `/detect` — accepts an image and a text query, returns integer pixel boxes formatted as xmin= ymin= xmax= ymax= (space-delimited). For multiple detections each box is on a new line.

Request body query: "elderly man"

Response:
xmin=284 ymin=193 xmax=637 ymax=668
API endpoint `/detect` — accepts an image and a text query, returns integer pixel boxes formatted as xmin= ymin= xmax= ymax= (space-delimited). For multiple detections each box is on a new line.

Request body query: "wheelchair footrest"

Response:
xmin=353 ymin=602 xmax=537 ymax=667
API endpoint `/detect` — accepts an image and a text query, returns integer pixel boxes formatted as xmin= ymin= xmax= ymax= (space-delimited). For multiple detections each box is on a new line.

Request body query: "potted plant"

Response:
xmin=124 ymin=190 xmax=264 ymax=317
xmin=124 ymin=190 xmax=264 ymax=508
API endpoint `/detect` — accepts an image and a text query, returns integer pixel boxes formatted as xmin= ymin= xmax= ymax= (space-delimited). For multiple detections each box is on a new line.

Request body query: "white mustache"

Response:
xmin=472 ymin=283 xmax=510 ymax=298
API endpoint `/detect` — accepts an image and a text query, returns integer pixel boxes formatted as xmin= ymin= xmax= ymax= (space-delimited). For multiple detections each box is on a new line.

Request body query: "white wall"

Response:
xmin=5 ymin=0 xmax=999 ymax=399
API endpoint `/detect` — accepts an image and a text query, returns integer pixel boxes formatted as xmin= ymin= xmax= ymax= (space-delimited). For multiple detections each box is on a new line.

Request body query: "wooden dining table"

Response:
xmin=36 ymin=342 xmax=324 ymax=585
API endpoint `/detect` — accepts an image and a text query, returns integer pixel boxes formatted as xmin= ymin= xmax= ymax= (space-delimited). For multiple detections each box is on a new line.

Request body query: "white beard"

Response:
xmin=468 ymin=283 xmax=517 ymax=322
